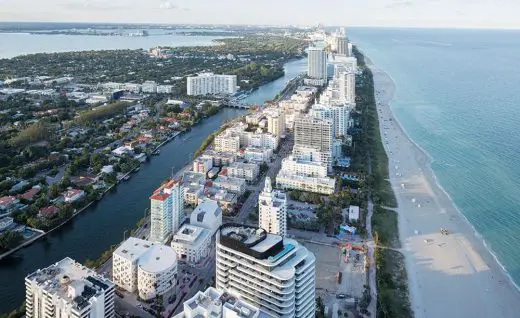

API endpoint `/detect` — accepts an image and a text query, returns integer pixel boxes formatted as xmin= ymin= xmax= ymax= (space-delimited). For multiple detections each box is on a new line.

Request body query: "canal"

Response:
xmin=0 ymin=57 xmax=307 ymax=312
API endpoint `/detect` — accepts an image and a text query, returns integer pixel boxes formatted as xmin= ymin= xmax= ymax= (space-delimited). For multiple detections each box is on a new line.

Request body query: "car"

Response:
xmin=336 ymin=293 xmax=347 ymax=299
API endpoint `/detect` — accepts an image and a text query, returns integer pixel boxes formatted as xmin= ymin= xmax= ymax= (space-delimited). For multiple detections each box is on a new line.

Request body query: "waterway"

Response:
xmin=0 ymin=29 xmax=226 ymax=59
xmin=0 ymin=57 xmax=307 ymax=312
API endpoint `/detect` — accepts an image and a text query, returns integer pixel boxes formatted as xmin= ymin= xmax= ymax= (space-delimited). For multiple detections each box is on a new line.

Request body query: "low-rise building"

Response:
xmin=226 ymin=162 xmax=260 ymax=182
xmin=242 ymin=147 xmax=272 ymax=163
xmin=280 ymin=155 xmax=328 ymax=178
xmin=0 ymin=216 xmax=14 ymax=232
xmin=348 ymin=205 xmax=360 ymax=222
xmin=39 ymin=206 xmax=59 ymax=219
xmin=62 ymin=189 xmax=85 ymax=203
xmin=193 ymin=157 xmax=213 ymax=174
xmin=113 ymin=237 xmax=177 ymax=301
xmin=203 ymin=187 xmax=238 ymax=213
xmin=174 ymin=287 xmax=262 ymax=318
xmin=0 ymin=196 xmax=18 ymax=212
xmin=213 ymin=176 xmax=246 ymax=196
xmin=214 ymin=132 xmax=241 ymax=153
xmin=171 ymin=225 xmax=211 ymax=265
xmin=275 ymin=172 xmax=336 ymax=195
xmin=25 ymin=257 xmax=115 ymax=318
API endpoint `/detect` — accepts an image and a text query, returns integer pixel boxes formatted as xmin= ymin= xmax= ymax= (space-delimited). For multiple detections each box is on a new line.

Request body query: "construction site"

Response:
xmin=303 ymin=239 xmax=369 ymax=318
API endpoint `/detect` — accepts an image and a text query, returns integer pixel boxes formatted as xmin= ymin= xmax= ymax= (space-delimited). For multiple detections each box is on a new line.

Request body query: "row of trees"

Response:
xmin=75 ymin=101 xmax=129 ymax=125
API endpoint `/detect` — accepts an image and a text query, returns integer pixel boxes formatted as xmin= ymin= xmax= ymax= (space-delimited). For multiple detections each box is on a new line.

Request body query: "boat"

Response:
xmin=134 ymin=166 xmax=140 ymax=172
xmin=152 ymin=149 xmax=160 ymax=156
xmin=123 ymin=175 xmax=131 ymax=181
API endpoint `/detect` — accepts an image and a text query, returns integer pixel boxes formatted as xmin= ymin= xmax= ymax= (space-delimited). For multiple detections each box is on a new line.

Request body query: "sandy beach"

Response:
xmin=369 ymin=62 xmax=520 ymax=318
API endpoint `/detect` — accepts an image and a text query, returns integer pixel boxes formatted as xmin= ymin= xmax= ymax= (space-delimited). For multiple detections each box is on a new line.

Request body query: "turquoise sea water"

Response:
xmin=348 ymin=28 xmax=520 ymax=284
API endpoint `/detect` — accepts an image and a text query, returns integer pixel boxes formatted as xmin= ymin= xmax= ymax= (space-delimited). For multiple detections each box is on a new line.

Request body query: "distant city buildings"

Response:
xmin=187 ymin=73 xmax=237 ymax=96
xmin=335 ymin=36 xmax=349 ymax=56
xmin=113 ymin=237 xmax=177 ymax=301
xmin=216 ymin=224 xmax=316 ymax=317
xmin=258 ymin=177 xmax=287 ymax=237
xmin=25 ymin=257 xmax=115 ymax=318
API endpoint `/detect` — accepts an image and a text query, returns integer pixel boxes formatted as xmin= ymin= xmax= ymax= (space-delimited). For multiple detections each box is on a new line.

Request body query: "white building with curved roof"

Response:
xmin=190 ymin=198 xmax=222 ymax=236
xmin=113 ymin=237 xmax=177 ymax=301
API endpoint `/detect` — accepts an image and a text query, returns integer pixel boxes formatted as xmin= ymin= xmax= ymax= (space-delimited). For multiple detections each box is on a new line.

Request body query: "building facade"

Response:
xmin=25 ymin=257 xmax=115 ymax=318
xmin=187 ymin=73 xmax=237 ymax=96
xmin=226 ymin=162 xmax=260 ymax=182
xmin=171 ymin=225 xmax=211 ymax=265
xmin=149 ymin=179 xmax=184 ymax=243
xmin=307 ymin=47 xmax=327 ymax=81
xmin=258 ymin=177 xmax=287 ymax=237
xmin=294 ymin=116 xmax=333 ymax=154
xmin=113 ymin=237 xmax=178 ymax=301
xmin=216 ymin=225 xmax=316 ymax=318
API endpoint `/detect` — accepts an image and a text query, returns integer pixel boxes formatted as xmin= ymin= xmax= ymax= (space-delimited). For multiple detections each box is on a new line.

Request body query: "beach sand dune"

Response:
xmin=369 ymin=63 xmax=520 ymax=318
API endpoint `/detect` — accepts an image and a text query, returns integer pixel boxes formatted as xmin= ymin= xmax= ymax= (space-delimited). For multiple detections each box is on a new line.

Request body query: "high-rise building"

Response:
xmin=266 ymin=109 xmax=286 ymax=138
xmin=113 ymin=237 xmax=177 ymax=301
xmin=294 ymin=116 xmax=333 ymax=154
xmin=216 ymin=224 xmax=316 ymax=317
xmin=258 ymin=177 xmax=287 ymax=237
xmin=335 ymin=36 xmax=349 ymax=56
xmin=310 ymin=103 xmax=351 ymax=138
xmin=307 ymin=47 xmax=327 ymax=81
xmin=338 ymin=71 xmax=356 ymax=104
xmin=187 ymin=73 xmax=237 ymax=96
xmin=150 ymin=179 xmax=184 ymax=243
xmin=25 ymin=257 xmax=115 ymax=318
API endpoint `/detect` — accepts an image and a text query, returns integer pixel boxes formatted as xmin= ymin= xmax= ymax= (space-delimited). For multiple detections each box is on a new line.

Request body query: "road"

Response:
xmin=366 ymin=196 xmax=377 ymax=317
xmin=236 ymin=135 xmax=294 ymax=221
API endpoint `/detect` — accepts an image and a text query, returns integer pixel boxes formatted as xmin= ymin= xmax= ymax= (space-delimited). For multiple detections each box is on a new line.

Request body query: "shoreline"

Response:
xmin=367 ymin=59 xmax=520 ymax=317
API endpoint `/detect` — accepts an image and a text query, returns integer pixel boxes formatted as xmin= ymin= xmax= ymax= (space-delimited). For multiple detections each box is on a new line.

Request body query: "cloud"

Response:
xmin=61 ymin=0 xmax=126 ymax=11
xmin=159 ymin=1 xmax=179 ymax=10
xmin=385 ymin=0 xmax=414 ymax=9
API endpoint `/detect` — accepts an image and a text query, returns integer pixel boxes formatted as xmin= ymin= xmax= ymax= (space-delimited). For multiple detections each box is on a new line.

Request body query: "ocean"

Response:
xmin=347 ymin=27 xmax=520 ymax=285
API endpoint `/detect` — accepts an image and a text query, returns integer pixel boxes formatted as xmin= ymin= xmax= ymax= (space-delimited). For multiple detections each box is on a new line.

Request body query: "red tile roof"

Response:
xmin=20 ymin=187 xmax=41 ymax=201
xmin=39 ymin=206 xmax=59 ymax=218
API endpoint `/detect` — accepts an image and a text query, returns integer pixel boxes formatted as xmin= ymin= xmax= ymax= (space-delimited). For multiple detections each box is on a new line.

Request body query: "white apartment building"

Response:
xmin=310 ymin=103 xmax=351 ymax=138
xmin=215 ymin=132 xmax=241 ymax=153
xmin=174 ymin=287 xmax=262 ymax=318
xmin=216 ymin=225 xmax=316 ymax=318
xmin=213 ymin=176 xmax=246 ymax=196
xmin=150 ymin=179 xmax=184 ymax=243
xmin=157 ymin=85 xmax=174 ymax=94
xmin=292 ymin=145 xmax=332 ymax=168
xmin=187 ymin=73 xmax=237 ymax=96
xmin=338 ymin=71 xmax=356 ymax=104
xmin=113 ymin=237 xmax=177 ymax=301
xmin=227 ymin=162 xmax=260 ymax=182
xmin=294 ymin=116 xmax=333 ymax=154
xmin=171 ymin=225 xmax=211 ymax=265
xmin=142 ymin=81 xmax=157 ymax=93
xmin=335 ymin=36 xmax=349 ymax=56
xmin=25 ymin=257 xmax=115 ymax=318
xmin=258 ymin=177 xmax=287 ymax=237
xmin=243 ymin=147 xmax=273 ymax=163
xmin=275 ymin=172 xmax=336 ymax=195
xmin=307 ymin=47 xmax=327 ymax=80
xmin=280 ymin=156 xmax=328 ymax=178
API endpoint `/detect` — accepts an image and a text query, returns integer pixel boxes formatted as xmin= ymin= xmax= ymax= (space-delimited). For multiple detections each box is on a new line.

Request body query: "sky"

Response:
xmin=0 ymin=0 xmax=519 ymax=29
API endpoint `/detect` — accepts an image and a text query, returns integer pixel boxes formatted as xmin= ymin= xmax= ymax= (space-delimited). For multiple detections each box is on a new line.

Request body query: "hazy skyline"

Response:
xmin=0 ymin=0 xmax=519 ymax=29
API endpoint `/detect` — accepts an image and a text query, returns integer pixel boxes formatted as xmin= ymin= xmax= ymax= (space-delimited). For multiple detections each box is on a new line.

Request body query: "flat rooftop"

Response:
xmin=26 ymin=257 xmax=113 ymax=312
xmin=138 ymin=244 xmax=177 ymax=273
xmin=172 ymin=224 xmax=210 ymax=248
xmin=114 ymin=237 xmax=155 ymax=262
